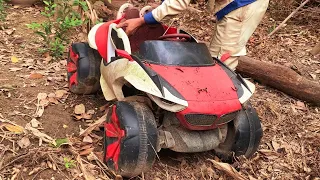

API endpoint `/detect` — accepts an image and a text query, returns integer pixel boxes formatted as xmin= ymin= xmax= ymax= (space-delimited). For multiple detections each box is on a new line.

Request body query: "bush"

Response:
xmin=27 ymin=0 xmax=88 ymax=58
xmin=0 ymin=0 xmax=6 ymax=20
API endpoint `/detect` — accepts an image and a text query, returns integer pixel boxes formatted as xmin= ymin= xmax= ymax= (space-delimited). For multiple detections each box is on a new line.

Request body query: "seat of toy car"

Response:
xmin=122 ymin=7 xmax=165 ymax=53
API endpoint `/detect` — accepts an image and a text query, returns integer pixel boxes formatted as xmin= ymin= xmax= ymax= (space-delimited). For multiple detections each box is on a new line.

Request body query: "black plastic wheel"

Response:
xmin=216 ymin=102 xmax=263 ymax=159
xmin=103 ymin=101 xmax=158 ymax=178
xmin=67 ymin=42 xmax=101 ymax=94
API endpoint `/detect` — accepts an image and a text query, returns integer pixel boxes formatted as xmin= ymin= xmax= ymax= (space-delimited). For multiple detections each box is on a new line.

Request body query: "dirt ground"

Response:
xmin=0 ymin=1 xmax=319 ymax=180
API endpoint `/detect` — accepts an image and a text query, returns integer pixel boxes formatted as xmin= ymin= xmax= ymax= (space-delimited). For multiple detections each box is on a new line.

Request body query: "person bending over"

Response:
xmin=117 ymin=0 xmax=269 ymax=70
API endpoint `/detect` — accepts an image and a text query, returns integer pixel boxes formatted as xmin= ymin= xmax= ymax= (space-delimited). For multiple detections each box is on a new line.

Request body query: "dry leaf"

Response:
xmin=297 ymin=101 xmax=305 ymax=107
xmin=82 ymin=113 xmax=92 ymax=120
xmin=75 ymin=104 xmax=86 ymax=115
xmin=29 ymin=73 xmax=43 ymax=79
xmin=80 ymin=147 xmax=94 ymax=156
xmin=0 ymin=122 xmax=24 ymax=133
xmin=99 ymin=105 xmax=108 ymax=112
xmin=87 ymin=110 xmax=95 ymax=115
xmin=76 ymin=155 xmax=96 ymax=180
xmin=291 ymin=105 xmax=297 ymax=113
xmin=248 ymin=175 xmax=258 ymax=180
xmin=63 ymin=124 xmax=68 ymax=128
xmin=81 ymin=144 xmax=93 ymax=150
xmin=74 ymin=115 xmax=84 ymax=120
xmin=259 ymin=149 xmax=279 ymax=159
xmin=11 ymin=56 xmax=19 ymax=63
xmin=80 ymin=114 xmax=107 ymax=137
xmin=295 ymin=101 xmax=307 ymax=111
xmin=55 ymin=90 xmax=68 ymax=99
xmin=5 ymin=28 xmax=15 ymax=35
xmin=87 ymin=152 xmax=96 ymax=161
xmin=9 ymin=67 xmax=22 ymax=72
xmin=48 ymin=97 xmax=59 ymax=104
xmin=47 ymin=161 xmax=53 ymax=169
xmin=208 ymin=159 xmax=246 ymax=180
xmin=28 ymin=167 xmax=41 ymax=176
xmin=124 ymin=96 xmax=153 ymax=108
xmin=48 ymin=93 xmax=56 ymax=98
xmin=52 ymin=163 xmax=57 ymax=171
xmin=37 ymin=93 xmax=47 ymax=100
xmin=74 ymin=112 xmax=93 ymax=120
xmin=35 ymin=106 xmax=45 ymax=117
xmin=25 ymin=123 xmax=54 ymax=145
xmin=18 ymin=137 xmax=31 ymax=148
xmin=39 ymin=99 xmax=50 ymax=107
xmin=94 ymin=151 xmax=104 ymax=162
xmin=30 ymin=118 xmax=41 ymax=128
xmin=309 ymin=73 xmax=317 ymax=80
xmin=272 ymin=140 xmax=280 ymax=151
xmin=83 ymin=136 xmax=93 ymax=143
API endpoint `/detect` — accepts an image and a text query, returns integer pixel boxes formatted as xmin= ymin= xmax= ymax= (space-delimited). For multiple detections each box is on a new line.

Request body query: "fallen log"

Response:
xmin=237 ymin=56 xmax=320 ymax=105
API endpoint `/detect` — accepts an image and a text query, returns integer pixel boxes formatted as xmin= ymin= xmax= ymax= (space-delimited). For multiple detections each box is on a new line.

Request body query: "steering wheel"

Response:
xmin=158 ymin=33 xmax=192 ymax=42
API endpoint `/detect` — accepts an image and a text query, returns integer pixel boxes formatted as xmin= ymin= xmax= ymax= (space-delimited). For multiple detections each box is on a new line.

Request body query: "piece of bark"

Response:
xmin=237 ymin=56 xmax=320 ymax=105
xmin=310 ymin=42 xmax=320 ymax=55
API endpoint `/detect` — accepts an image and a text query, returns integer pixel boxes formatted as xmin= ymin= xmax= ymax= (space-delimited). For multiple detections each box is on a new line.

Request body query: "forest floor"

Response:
xmin=0 ymin=2 xmax=319 ymax=180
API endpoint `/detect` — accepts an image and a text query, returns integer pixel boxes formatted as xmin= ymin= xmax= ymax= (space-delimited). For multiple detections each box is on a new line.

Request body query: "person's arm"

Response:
xmin=144 ymin=0 xmax=192 ymax=24
xmin=117 ymin=0 xmax=191 ymax=35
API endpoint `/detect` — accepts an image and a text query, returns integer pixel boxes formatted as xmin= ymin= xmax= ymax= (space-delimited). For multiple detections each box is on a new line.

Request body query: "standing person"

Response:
xmin=117 ymin=0 xmax=269 ymax=70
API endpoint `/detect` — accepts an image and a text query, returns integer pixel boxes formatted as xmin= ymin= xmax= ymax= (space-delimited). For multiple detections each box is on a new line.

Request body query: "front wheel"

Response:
xmin=103 ymin=101 xmax=158 ymax=178
xmin=67 ymin=42 xmax=101 ymax=94
xmin=216 ymin=102 xmax=263 ymax=159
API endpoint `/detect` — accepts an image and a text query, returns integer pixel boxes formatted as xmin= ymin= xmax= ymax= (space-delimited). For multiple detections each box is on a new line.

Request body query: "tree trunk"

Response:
xmin=237 ymin=56 xmax=320 ymax=105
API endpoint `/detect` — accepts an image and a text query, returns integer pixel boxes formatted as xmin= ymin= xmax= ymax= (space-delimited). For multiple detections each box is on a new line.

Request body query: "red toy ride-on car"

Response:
xmin=67 ymin=5 xmax=262 ymax=178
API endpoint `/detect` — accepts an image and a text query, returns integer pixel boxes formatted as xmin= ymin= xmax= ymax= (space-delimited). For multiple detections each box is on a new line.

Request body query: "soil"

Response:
xmin=0 ymin=1 xmax=319 ymax=180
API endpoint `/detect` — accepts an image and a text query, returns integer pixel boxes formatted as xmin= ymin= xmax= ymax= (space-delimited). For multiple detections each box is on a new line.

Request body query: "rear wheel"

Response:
xmin=216 ymin=102 xmax=262 ymax=159
xmin=103 ymin=101 xmax=158 ymax=178
xmin=67 ymin=42 xmax=101 ymax=94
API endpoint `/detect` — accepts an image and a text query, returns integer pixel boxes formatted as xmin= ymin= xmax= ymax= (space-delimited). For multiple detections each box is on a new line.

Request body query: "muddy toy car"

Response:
xmin=66 ymin=5 xmax=262 ymax=178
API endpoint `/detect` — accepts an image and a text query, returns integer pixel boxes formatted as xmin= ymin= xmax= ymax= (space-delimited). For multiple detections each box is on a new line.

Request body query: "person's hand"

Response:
xmin=116 ymin=17 xmax=145 ymax=36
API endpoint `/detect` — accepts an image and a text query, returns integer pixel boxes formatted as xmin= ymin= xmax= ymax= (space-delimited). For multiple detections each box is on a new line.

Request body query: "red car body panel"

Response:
xmin=146 ymin=63 xmax=242 ymax=130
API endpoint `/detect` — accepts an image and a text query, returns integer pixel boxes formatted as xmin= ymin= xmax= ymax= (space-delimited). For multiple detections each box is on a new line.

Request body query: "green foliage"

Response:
xmin=27 ymin=0 xmax=89 ymax=58
xmin=0 ymin=0 xmax=6 ymax=21
xmin=52 ymin=138 xmax=69 ymax=148
xmin=268 ymin=22 xmax=277 ymax=34
xmin=63 ymin=157 xmax=76 ymax=169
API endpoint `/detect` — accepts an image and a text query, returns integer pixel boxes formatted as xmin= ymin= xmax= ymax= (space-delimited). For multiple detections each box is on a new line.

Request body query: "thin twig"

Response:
xmin=91 ymin=153 xmax=115 ymax=178
xmin=268 ymin=0 xmax=311 ymax=37
xmin=0 ymin=152 xmax=31 ymax=172
xmin=31 ymin=168 xmax=49 ymax=180
xmin=76 ymin=155 xmax=96 ymax=180
xmin=48 ymin=153 xmax=71 ymax=180
xmin=162 ymin=20 xmax=176 ymax=36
